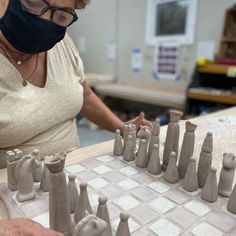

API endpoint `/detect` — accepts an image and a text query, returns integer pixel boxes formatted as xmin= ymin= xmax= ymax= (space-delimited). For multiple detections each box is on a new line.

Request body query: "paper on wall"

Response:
xmin=197 ymin=41 xmax=215 ymax=60
xmin=107 ymin=40 xmax=116 ymax=62
xmin=131 ymin=48 xmax=143 ymax=73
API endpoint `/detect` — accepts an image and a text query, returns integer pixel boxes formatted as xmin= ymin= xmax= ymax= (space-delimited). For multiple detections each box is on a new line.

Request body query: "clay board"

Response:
xmin=1 ymin=153 xmax=236 ymax=236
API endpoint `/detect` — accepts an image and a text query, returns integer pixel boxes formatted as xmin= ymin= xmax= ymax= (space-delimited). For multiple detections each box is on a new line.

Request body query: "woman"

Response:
xmin=0 ymin=0 xmax=151 ymax=168
xmin=0 ymin=0 xmax=151 ymax=234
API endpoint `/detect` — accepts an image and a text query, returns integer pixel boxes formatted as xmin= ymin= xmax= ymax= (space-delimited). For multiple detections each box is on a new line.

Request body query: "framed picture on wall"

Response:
xmin=146 ymin=0 xmax=198 ymax=45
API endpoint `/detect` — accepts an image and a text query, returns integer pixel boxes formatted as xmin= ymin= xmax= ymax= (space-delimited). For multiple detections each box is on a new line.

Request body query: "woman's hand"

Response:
xmin=126 ymin=112 xmax=153 ymax=131
xmin=0 ymin=219 xmax=63 ymax=236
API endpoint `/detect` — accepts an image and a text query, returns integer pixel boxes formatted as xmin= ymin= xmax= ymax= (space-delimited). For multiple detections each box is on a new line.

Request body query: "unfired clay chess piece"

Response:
xmin=123 ymin=135 xmax=135 ymax=162
xmin=73 ymin=214 xmax=107 ymax=236
xmin=148 ymin=119 xmax=160 ymax=161
xmin=137 ymin=125 xmax=151 ymax=142
xmin=40 ymin=161 xmax=50 ymax=192
xmin=115 ymin=212 xmax=130 ymax=236
xmin=74 ymin=182 xmax=93 ymax=223
xmin=68 ymin=174 xmax=79 ymax=214
xmin=227 ymin=183 xmax=236 ymax=213
xmin=113 ymin=129 xmax=124 ymax=156
xmin=163 ymin=152 xmax=179 ymax=184
xmin=123 ymin=124 xmax=136 ymax=149
xmin=178 ymin=121 xmax=197 ymax=178
xmin=197 ymin=132 xmax=213 ymax=187
xmin=218 ymin=153 xmax=236 ymax=197
xmin=6 ymin=151 xmax=21 ymax=191
xmin=201 ymin=167 xmax=218 ymax=203
xmin=32 ymin=149 xmax=43 ymax=182
xmin=45 ymin=155 xmax=73 ymax=236
xmin=183 ymin=157 xmax=198 ymax=192
xmin=162 ymin=110 xmax=182 ymax=170
xmin=148 ymin=144 xmax=161 ymax=175
xmin=136 ymin=139 xmax=148 ymax=168
xmin=96 ymin=196 xmax=112 ymax=236
xmin=16 ymin=155 xmax=40 ymax=202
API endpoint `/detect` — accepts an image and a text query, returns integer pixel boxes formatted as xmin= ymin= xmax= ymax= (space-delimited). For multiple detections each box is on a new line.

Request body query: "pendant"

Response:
xmin=17 ymin=60 xmax=22 ymax=65
xmin=22 ymin=80 xmax=27 ymax=86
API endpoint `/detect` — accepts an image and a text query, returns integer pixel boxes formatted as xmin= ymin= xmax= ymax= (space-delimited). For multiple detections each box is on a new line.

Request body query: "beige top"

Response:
xmin=0 ymin=34 xmax=85 ymax=166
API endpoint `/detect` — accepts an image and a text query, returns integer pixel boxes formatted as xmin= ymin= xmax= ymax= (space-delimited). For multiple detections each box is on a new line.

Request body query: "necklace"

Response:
xmin=0 ymin=41 xmax=39 ymax=86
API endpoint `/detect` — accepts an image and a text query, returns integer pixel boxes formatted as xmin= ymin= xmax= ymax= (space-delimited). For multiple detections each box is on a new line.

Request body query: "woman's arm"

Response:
xmin=80 ymin=81 xmax=152 ymax=134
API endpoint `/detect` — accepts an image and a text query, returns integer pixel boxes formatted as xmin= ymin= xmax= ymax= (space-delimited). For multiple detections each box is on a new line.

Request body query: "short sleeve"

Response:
xmin=64 ymin=34 xmax=85 ymax=83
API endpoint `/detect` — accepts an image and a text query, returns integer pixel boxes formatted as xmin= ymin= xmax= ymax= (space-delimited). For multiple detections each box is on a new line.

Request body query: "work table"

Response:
xmin=1 ymin=106 xmax=236 ymax=220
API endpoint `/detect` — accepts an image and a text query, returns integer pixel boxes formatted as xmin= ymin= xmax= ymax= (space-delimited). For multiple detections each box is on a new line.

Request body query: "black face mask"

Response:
xmin=0 ymin=0 xmax=66 ymax=54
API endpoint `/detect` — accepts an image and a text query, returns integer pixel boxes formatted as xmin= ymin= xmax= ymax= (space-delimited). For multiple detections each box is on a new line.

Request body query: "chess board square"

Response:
xmin=20 ymin=199 xmax=49 ymax=218
xmin=103 ymin=171 xmax=126 ymax=182
xmin=77 ymin=170 xmax=97 ymax=181
xmin=130 ymin=187 xmax=157 ymax=202
xmin=112 ymin=216 xmax=141 ymax=233
xmin=179 ymin=186 xmax=201 ymax=196
xmin=114 ymin=195 xmax=140 ymax=210
xmin=165 ymin=190 xmax=190 ymax=204
xmin=184 ymin=200 xmax=212 ymax=217
xmin=191 ymin=222 xmax=223 ymax=236
xmin=129 ymin=205 xmax=159 ymax=225
xmin=167 ymin=207 xmax=199 ymax=229
xmin=106 ymin=203 xmax=121 ymax=219
xmin=99 ymin=185 xmax=124 ymax=199
xmin=88 ymin=178 xmax=109 ymax=190
xmin=132 ymin=173 xmax=155 ymax=184
xmin=88 ymin=191 xmax=100 ymax=207
xmin=206 ymin=210 xmax=235 ymax=233
xmin=117 ymin=179 xmax=140 ymax=191
xmin=106 ymin=160 xmax=126 ymax=169
xmin=119 ymin=166 xmax=138 ymax=176
xmin=149 ymin=218 xmax=182 ymax=236
xmin=132 ymin=229 xmax=156 ymax=236
xmin=96 ymin=155 xmax=115 ymax=163
xmin=32 ymin=212 xmax=49 ymax=228
xmin=93 ymin=165 xmax=112 ymax=175
xmin=65 ymin=164 xmax=85 ymax=173
xmin=81 ymin=159 xmax=103 ymax=168
xmin=148 ymin=197 xmax=176 ymax=214
xmin=148 ymin=181 xmax=171 ymax=194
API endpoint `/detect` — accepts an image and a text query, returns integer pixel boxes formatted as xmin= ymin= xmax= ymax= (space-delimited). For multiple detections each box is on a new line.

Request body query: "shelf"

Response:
xmin=187 ymin=88 xmax=236 ymax=105
xmin=197 ymin=64 xmax=230 ymax=75
xmin=222 ymin=37 xmax=236 ymax=42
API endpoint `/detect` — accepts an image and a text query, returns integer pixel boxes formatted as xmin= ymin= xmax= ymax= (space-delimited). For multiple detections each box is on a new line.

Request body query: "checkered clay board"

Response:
xmin=1 ymin=153 xmax=236 ymax=236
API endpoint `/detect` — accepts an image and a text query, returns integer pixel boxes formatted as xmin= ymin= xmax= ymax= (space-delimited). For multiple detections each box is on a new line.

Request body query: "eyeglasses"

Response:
xmin=20 ymin=0 xmax=78 ymax=27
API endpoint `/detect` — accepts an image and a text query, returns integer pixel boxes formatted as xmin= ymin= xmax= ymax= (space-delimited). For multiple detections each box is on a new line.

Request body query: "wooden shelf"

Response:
xmin=198 ymin=64 xmax=230 ymax=75
xmin=222 ymin=37 xmax=236 ymax=42
xmin=187 ymin=88 xmax=236 ymax=105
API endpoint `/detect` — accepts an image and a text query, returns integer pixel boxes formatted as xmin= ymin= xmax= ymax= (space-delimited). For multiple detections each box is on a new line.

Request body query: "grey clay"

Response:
xmin=113 ymin=129 xmax=124 ymax=156
xmin=115 ymin=212 xmax=131 ymax=236
xmin=148 ymin=144 xmax=161 ymax=175
xmin=163 ymin=152 xmax=179 ymax=184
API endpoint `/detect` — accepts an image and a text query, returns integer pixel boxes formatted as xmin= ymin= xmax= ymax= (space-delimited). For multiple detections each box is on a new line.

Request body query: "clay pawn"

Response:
xmin=68 ymin=174 xmax=79 ymax=214
xmin=148 ymin=144 xmax=161 ymax=175
xmin=113 ymin=129 xmax=124 ymax=156
xmin=115 ymin=212 xmax=130 ymax=236
xmin=163 ymin=152 xmax=179 ymax=183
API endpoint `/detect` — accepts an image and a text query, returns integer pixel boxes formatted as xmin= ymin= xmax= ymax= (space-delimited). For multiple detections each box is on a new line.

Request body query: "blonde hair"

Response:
xmin=75 ymin=0 xmax=91 ymax=9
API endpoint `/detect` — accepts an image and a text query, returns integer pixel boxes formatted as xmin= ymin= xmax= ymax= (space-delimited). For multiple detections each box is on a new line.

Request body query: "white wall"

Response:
xmin=68 ymin=0 xmax=235 ymax=90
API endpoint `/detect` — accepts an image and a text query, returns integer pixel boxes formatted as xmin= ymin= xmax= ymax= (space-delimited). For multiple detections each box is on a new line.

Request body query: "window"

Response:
xmin=146 ymin=0 xmax=198 ymax=45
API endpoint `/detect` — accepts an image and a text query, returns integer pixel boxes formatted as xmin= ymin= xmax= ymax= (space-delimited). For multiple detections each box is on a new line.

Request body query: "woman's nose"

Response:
xmin=39 ymin=10 xmax=52 ymax=21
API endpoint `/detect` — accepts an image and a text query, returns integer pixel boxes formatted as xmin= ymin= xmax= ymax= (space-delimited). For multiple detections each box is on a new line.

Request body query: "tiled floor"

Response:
xmin=1 ymin=154 xmax=236 ymax=235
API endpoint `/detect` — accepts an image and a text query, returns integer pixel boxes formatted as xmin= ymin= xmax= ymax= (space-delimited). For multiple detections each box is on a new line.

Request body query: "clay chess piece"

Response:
xmin=201 ymin=167 xmax=218 ymax=203
xmin=16 ymin=154 xmax=40 ymax=202
xmin=40 ymin=160 xmax=50 ymax=192
xmin=123 ymin=135 xmax=136 ymax=162
xmin=96 ymin=196 xmax=112 ymax=236
xmin=183 ymin=157 xmax=198 ymax=192
xmin=163 ymin=152 xmax=179 ymax=184
xmin=73 ymin=214 xmax=107 ymax=236
xmin=115 ymin=212 xmax=130 ymax=236
xmin=68 ymin=174 xmax=79 ymax=214
xmin=162 ymin=110 xmax=182 ymax=170
xmin=123 ymin=124 xmax=136 ymax=149
xmin=6 ymin=151 xmax=21 ymax=191
xmin=197 ymin=132 xmax=213 ymax=187
xmin=227 ymin=183 xmax=236 ymax=213
xmin=148 ymin=144 xmax=161 ymax=175
xmin=136 ymin=139 xmax=148 ymax=168
xmin=32 ymin=149 xmax=43 ymax=182
xmin=45 ymin=155 xmax=73 ymax=236
xmin=137 ymin=125 xmax=151 ymax=142
xmin=218 ymin=153 xmax=236 ymax=197
xmin=74 ymin=182 xmax=93 ymax=224
xmin=178 ymin=121 xmax=197 ymax=178
xmin=113 ymin=129 xmax=124 ymax=156
xmin=148 ymin=119 xmax=160 ymax=161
